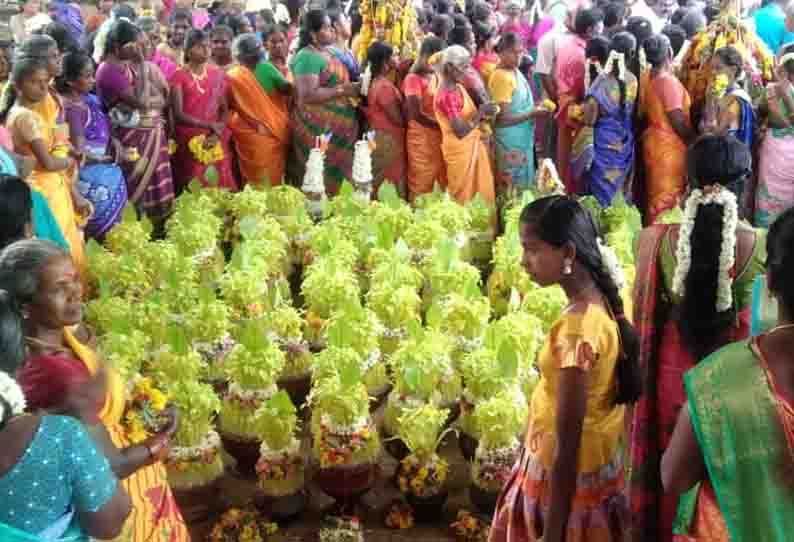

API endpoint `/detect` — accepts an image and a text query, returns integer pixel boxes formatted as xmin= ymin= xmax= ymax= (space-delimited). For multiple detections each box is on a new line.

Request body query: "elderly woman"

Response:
xmin=3 ymin=239 xmax=190 ymax=542
xmin=227 ymin=32 xmax=292 ymax=187
xmin=0 ymin=279 xmax=131 ymax=542
xmin=289 ymin=9 xmax=360 ymax=193
xmin=432 ymin=44 xmax=497 ymax=204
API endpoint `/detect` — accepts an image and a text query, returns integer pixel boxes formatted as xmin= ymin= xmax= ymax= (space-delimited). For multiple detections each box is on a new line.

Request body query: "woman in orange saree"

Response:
xmin=641 ymin=35 xmax=694 ymax=224
xmin=402 ymin=36 xmax=446 ymax=200
xmin=5 ymin=240 xmax=190 ymax=542
xmin=431 ymin=45 xmax=496 ymax=205
xmin=227 ymin=33 xmax=291 ymax=187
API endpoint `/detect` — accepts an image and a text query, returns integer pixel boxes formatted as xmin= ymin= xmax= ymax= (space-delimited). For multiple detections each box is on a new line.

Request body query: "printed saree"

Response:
xmin=756 ymin=86 xmax=794 ymax=227
xmin=642 ymin=73 xmax=691 ymax=224
xmin=583 ymin=73 xmax=637 ymax=206
xmin=678 ymin=337 xmax=794 ymax=542
xmin=289 ymin=47 xmax=359 ymax=194
xmin=628 ymin=225 xmax=765 ymax=542
xmin=491 ymin=67 xmax=536 ymax=192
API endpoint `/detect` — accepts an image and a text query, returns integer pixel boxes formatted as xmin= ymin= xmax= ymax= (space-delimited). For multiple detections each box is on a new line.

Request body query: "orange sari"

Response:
xmin=64 ymin=329 xmax=190 ymax=542
xmin=434 ymin=83 xmax=495 ymax=204
xmin=227 ymin=64 xmax=289 ymax=186
xmin=643 ymin=72 xmax=691 ymax=224
xmin=402 ymin=71 xmax=446 ymax=199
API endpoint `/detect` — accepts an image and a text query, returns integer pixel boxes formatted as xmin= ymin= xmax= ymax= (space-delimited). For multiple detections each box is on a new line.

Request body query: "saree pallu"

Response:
xmin=63 ymin=330 xmax=190 ymax=542
xmin=628 ymin=226 xmax=752 ymax=542
xmin=228 ymin=64 xmax=289 ymax=187
xmin=7 ymin=99 xmax=85 ymax=272
xmin=584 ymin=75 xmax=636 ymax=206
xmin=366 ymin=78 xmax=406 ymax=194
xmin=289 ymin=53 xmax=358 ymax=195
xmin=642 ymin=123 xmax=687 ymax=224
xmin=172 ymin=66 xmax=237 ymax=191
xmin=493 ymin=69 xmax=536 ymax=193
xmin=434 ymin=84 xmax=495 ymax=205
xmin=406 ymin=121 xmax=446 ymax=199
xmin=489 ymin=447 xmax=630 ymax=542
xmin=755 ymin=130 xmax=794 ymax=227
xmin=115 ymin=116 xmax=175 ymax=221
xmin=681 ymin=337 xmax=794 ymax=542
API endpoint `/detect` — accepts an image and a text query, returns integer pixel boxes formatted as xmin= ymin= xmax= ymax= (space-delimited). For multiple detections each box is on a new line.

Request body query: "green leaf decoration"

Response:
xmin=377 ymin=182 xmax=400 ymax=208
xmin=508 ymin=287 xmax=522 ymax=314
xmin=187 ymin=179 xmax=202 ymax=193
xmin=402 ymin=365 xmax=421 ymax=394
xmin=339 ymin=181 xmax=354 ymax=198
xmin=425 ymin=302 xmax=442 ymax=328
xmin=405 ymin=318 xmax=423 ymax=341
xmin=339 ymin=357 xmax=361 ymax=388
xmin=498 ymin=337 xmax=519 ymax=380
xmin=122 ymin=204 xmax=137 ymax=224
xmin=267 ymin=389 xmax=296 ymax=416
xmin=204 ymin=165 xmax=219 ymax=186
xmin=167 ymin=324 xmax=190 ymax=355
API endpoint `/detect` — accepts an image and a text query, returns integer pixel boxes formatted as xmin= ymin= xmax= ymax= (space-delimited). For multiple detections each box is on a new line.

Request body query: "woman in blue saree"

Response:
xmin=581 ymin=32 xmax=638 ymax=206
xmin=57 ymin=51 xmax=127 ymax=241
xmin=489 ymin=32 xmax=550 ymax=194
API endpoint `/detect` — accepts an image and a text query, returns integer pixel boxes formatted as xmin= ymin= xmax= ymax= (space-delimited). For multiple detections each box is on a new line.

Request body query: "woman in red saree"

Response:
xmin=171 ymin=28 xmax=237 ymax=191
xmin=628 ymin=136 xmax=765 ymax=542
xmin=364 ymin=41 xmax=406 ymax=197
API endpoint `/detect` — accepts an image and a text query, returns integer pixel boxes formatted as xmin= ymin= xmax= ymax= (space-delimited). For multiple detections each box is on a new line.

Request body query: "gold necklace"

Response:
xmin=190 ymin=64 xmax=208 ymax=94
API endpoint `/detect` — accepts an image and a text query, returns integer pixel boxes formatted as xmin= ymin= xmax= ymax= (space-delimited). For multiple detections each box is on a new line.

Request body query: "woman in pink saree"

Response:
xmin=170 ymin=28 xmax=237 ymax=191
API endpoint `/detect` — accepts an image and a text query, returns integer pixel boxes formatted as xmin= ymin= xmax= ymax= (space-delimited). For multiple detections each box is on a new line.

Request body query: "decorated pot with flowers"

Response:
xmin=260 ymin=305 xmax=313 ymax=407
xmin=427 ymin=290 xmax=491 ymax=369
xmin=383 ymin=328 xmax=461 ymax=459
xmin=310 ymin=360 xmax=380 ymax=506
xmin=263 ymin=184 xmax=315 ymax=267
xmin=163 ymin=380 xmax=223 ymax=522
xmin=366 ymin=283 xmax=421 ymax=358
xmin=218 ymin=323 xmax=286 ymax=477
xmin=394 ymin=404 xmax=451 ymax=521
xmin=301 ymin=255 xmax=361 ymax=349
xmin=469 ymin=390 xmax=526 ymax=513
xmin=323 ymin=302 xmax=389 ymax=404
xmin=457 ymin=337 xmax=523 ymax=461
xmin=252 ymin=390 xmax=306 ymax=520
xmin=183 ymin=286 xmax=236 ymax=390
xmin=209 ymin=506 xmax=278 ymax=542
xmin=422 ymin=238 xmax=482 ymax=313
xmin=166 ymin=198 xmax=225 ymax=285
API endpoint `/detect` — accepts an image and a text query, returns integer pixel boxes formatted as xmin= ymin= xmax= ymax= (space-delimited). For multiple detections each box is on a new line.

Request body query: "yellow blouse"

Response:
xmin=527 ymin=304 xmax=625 ymax=473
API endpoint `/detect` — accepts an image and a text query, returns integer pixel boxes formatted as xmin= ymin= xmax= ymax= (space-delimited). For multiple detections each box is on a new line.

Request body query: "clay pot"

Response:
xmin=469 ymin=482 xmax=499 ymax=515
xmin=405 ymin=490 xmax=449 ymax=523
xmin=314 ymin=461 xmax=378 ymax=501
xmin=458 ymin=432 xmax=479 ymax=462
xmin=220 ymin=432 xmax=261 ymax=478
xmin=278 ymin=372 xmax=312 ymax=409
xmin=255 ymin=490 xmax=307 ymax=523
xmin=171 ymin=477 xmax=222 ymax=523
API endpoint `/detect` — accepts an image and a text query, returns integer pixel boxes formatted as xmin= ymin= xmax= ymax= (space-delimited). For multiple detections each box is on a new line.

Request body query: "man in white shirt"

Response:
xmin=629 ymin=0 xmax=665 ymax=32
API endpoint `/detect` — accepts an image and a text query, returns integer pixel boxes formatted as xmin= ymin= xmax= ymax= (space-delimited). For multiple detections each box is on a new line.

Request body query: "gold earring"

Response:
xmin=563 ymin=260 xmax=572 ymax=275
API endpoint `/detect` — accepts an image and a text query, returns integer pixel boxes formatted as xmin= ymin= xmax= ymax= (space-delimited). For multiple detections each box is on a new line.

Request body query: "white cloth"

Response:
xmin=534 ymin=28 xmax=568 ymax=76
xmin=630 ymin=0 xmax=665 ymax=33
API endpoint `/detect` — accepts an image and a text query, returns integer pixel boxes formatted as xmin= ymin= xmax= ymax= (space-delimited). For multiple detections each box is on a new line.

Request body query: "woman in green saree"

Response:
xmin=662 ymin=205 xmax=794 ymax=542
xmin=288 ymin=9 xmax=360 ymax=194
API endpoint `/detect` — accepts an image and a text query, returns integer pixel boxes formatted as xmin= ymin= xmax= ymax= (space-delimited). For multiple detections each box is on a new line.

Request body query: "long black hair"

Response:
xmin=715 ymin=45 xmax=743 ymax=82
xmin=643 ymin=33 xmax=671 ymax=68
xmin=585 ymin=35 xmax=609 ymax=85
xmin=183 ymin=28 xmax=208 ymax=63
xmin=0 ymin=175 xmax=33 ymax=250
xmin=768 ymin=207 xmax=794 ymax=318
xmin=365 ymin=40 xmax=393 ymax=79
xmin=54 ymin=50 xmax=92 ymax=95
xmin=678 ymin=135 xmax=751 ymax=360
xmin=106 ymin=18 xmax=141 ymax=57
xmin=298 ymin=9 xmax=328 ymax=50
xmin=520 ymin=196 xmax=642 ymax=404
xmin=610 ymin=31 xmax=637 ymax=116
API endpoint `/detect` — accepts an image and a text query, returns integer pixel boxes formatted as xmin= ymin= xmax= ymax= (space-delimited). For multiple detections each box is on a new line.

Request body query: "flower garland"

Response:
xmin=0 ymin=372 xmax=26 ymax=421
xmin=317 ymin=416 xmax=376 ymax=467
xmin=122 ymin=376 xmax=169 ymax=444
xmin=188 ymin=135 xmax=224 ymax=165
xmin=256 ymin=436 xmax=303 ymax=481
xmin=318 ymin=516 xmax=363 ymax=542
xmin=671 ymin=186 xmax=739 ymax=312
xmin=450 ymin=510 xmax=490 ymax=542
xmin=472 ymin=441 xmax=521 ymax=492
xmin=397 ymin=453 xmax=449 ymax=497
xmin=166 ymin=430 xmax=222 ymax=470
xmin=597 ymin=237 xmax=626 ymax=291
xmin=209 ymin=507 xmax=278 ymax=542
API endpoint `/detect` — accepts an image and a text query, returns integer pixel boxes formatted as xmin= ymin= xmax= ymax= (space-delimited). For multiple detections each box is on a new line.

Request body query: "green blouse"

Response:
xmin=658 ymin=225 xmax=766 ymax=309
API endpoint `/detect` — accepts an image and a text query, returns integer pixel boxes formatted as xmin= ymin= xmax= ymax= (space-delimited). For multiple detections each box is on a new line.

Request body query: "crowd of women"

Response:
xmin=1 ymin=0 xmax=794 ymax=541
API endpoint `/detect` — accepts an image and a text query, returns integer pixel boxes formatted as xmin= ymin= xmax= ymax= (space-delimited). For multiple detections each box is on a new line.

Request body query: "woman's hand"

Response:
xmin=340 ymin=81 xmax=361 ymax=97
xmin=478 ymin=102 xmax=499 ymax=118
xmin=73 ymin=192 xmax=94 ymax=221
xmin=156 ymin=405 xmax=180 ymax=439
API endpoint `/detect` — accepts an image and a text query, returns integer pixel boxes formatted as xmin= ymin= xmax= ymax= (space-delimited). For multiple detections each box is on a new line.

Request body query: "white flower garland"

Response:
xmin=259 ymin=435 xmax=301 ymax=460
xmin=597 ymin=237 xmax=626 ymax=291
xmin=603 ymin=50 xmax=627 ymax=81
xmin=168 ymin=430 xmax=222 ymax=462
xmin=671 ymin=186 xmax=739 ymax=312
xmin=0 ymin=372 xmax=26 ymax=421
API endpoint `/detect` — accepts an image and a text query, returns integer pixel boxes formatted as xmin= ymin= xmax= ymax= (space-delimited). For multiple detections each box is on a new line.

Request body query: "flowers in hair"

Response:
xmin=671 ymin=185 xmax=739 ymax=312
xmin=604 ymin=50 xmax=627 ymax=81
xmin=0 ymin=372 xmax=26 ymax=421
